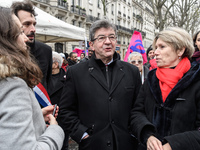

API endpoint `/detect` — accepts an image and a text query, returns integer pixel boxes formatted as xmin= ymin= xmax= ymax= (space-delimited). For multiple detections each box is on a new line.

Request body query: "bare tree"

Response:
xmin=168 ymin=0 xmax=200 ymax=35
xmin=149 ymin=0 xmax=177 ymax=31
xmin=100 ymin=0 xmax=117 ymax=17
xmin=100 ymin=0 xmax=107 ymax=16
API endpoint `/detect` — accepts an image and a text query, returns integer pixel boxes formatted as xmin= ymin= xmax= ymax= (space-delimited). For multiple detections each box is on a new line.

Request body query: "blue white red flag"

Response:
xmin=124 ymin=31 xmax=147 ymax=64
xmin=33 ymin=82 xmax=51 ymax=107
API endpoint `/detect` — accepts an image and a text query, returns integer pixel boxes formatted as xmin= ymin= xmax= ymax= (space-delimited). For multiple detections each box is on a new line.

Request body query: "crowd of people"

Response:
xmin=0 ymin=1 xmax=200 ymax=150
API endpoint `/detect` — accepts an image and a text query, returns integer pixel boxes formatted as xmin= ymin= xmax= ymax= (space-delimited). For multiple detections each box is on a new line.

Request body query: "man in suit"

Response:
xmin=11 ymin=1 xmax=52 ymax=92
xmin=59 ymin=19 xmax=142 ymax=150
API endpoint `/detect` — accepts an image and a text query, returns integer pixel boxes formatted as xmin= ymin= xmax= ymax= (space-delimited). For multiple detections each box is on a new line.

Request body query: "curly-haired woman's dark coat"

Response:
xmin=131 ymin=63 xmax=200 ymax=150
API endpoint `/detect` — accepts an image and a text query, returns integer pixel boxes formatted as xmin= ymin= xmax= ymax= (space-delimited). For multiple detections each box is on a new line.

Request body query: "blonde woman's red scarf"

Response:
xmin=156 ymin=57 xmax=191 ymax=102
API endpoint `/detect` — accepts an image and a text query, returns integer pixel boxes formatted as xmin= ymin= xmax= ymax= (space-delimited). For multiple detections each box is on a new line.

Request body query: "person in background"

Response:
xmin=128 ymin=52 xmax=149 ymax=83
xmin=144 ymin=45 xmax=157 ymax=70
xmin=48 ymin=51 xmax=68 ymax=150
xmin=67 ymin=52 xmax=77 ymax=66
xmin=80 ymin=47 xmax=94 ymax=63
xmin=80 ymin=53 xmax=85 ymax=60
xmin=58 ymin=19 xmax=141 ymax=150
xmin=88 ymin=46 xmax=94 ymax=59
xmin=79 ymin=52 xmax=88 ymax=63
xmin=191 ymin=31 xmax=200 ymax=64
xmin=11 ymin=0 xmax=52 ymax=93
xmin=49 ymin=52 xmax=66 ymax=105
xmin=131 ymin=27 xmax=200 ymax=150
xmin=0 ymin=7 xmax=64 ymax=149
xmin=60 ymin=52 xmax=68 ymax=72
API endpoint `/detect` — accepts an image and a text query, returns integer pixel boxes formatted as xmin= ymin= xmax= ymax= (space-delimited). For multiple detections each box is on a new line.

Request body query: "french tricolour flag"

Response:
xmin=33 ymin=83 xmax=51 ymax=107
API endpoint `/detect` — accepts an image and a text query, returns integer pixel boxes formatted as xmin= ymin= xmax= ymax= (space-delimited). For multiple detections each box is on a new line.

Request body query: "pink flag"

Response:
xmin=73 ymin=48 xmax=83 ymax=57
xmin=124 ymin=31 xmax=147 ymax=64
xmin=73 ymin=48 xmax=88 ymax=57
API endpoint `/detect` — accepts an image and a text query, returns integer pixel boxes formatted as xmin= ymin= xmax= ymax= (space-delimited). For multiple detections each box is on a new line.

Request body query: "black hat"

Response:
xmin=146 ymin=45 xmax=153 ymax=57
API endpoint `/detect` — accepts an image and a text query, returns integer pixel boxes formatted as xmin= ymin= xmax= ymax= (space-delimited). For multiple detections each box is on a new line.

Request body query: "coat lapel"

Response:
xmin=89 ymin=60 xmax=109 ymax=92
xmin=110 ymin=61 xmax=124 ymax=94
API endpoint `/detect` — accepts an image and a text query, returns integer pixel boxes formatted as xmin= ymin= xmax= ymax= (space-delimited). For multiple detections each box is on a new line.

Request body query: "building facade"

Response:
xmin=32 ymin=0 xmax=155 ymax=59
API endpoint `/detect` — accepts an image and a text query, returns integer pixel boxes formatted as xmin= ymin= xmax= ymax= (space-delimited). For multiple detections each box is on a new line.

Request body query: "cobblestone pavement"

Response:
xmin=68 ymin=137 xmax=78 ymax=150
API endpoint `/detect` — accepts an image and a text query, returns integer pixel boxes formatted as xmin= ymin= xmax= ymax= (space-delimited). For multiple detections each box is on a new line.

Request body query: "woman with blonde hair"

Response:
xmin=131 ymin=27 xmax=200 ymax=150
xmin=0 ymin=7 xmax=64 ymax=149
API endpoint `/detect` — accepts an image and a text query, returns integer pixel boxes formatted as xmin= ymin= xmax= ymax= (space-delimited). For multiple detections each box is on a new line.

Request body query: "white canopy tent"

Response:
xmin=0 ymin=0 xmax=86 ymax=43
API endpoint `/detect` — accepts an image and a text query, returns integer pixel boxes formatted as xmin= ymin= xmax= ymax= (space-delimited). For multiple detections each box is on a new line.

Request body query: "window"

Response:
xmin=78 ymin=0 xmax=81 ymax=7
xmin=97 ymin=0 xmax=101 ymax=8
xmin=55 ymin=43 xmax=63 ymax=53
xmin=72 ymin=20 xmax=76 ymax=25
xmin=118 ymin=19 xmax=120 ymax=25
xmin=79 ymin=22 xmax=82 ymax=27
xmin=97 ymin=13 xmax=100 ymax=18
xmin=71 ymin=0 xmax=75 ymax=5
xmin=89 ymin=9 xmax=92 ymax=15
xmin=111 ymin=4 xmax=114 ymax=14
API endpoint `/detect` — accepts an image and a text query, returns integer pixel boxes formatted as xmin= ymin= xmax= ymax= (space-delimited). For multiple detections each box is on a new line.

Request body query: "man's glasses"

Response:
xmin=92 ymin=35 xmax=117 ymax=42
xmin=131 ymin=60 xmax=143 ymax=65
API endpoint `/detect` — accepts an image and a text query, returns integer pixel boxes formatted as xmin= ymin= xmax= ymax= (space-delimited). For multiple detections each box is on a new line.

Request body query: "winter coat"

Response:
xmin=59 ymin=52 xmax=142 ymax=150
xmin=131 ymin=63 xmax=200 ymax=150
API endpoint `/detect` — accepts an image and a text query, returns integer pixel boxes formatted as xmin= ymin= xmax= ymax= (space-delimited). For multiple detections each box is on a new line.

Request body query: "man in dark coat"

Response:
xmin=58 ymin=19 xmax=142 ymax=150
xmin=67 ymin=52 xmax=77 ymax=66
xmin=12 ymin=1 xmax=52 ymax=92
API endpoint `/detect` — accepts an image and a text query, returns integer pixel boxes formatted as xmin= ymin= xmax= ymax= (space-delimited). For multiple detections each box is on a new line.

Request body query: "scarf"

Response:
xmin=192 ymin=51 xmax=200 ymax=63
xmin=156 ymin=57 xmax=191 ymax=102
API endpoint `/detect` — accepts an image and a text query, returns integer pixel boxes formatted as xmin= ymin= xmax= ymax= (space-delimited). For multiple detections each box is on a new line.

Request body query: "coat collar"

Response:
xmin=148 ymin=63 xmax=200 ymax=107
xmin=49 ymin=68 xmax=66 ymax=96
xmin=88 ymin=52 xmax=124 ymax=94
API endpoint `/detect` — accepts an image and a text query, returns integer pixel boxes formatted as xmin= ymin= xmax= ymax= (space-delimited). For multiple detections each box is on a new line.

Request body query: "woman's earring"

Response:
xmin=179 ymin=56 xmax=181 ymax=60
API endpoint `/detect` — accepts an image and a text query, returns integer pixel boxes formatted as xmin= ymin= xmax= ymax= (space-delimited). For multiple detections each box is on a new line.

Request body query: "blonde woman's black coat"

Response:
xmin=131 ymin=63 xmax=200 ymax=150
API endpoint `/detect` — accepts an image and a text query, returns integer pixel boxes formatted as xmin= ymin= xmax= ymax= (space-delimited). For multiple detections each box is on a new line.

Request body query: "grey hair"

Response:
xmin=52 ymin=51 xmax=63 ymax=68
xmin=128 ymin=52 xmax=143 ymax=63
xmin=152 ymin=27 xmax=194 ymax=58
xmin=89 ymin=19 xmax=117 ymax=41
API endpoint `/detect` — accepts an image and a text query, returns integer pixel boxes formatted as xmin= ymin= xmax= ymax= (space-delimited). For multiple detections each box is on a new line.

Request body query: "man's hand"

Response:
xmin=147 ymin=136 xmax=164 ymax=150
xmin=163 ymin=143 xmax=172 ymax=150
xmin=82 ymin=134 xmax=89 ymax=140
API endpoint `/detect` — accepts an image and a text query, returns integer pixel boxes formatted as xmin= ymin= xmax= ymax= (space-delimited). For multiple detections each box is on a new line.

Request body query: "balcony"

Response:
xmin=123 ymin=14 xmax=126 ymax=17
xmin=71 ymin=5 xmax=86 ymax=17
xmin=36 ymin=0 xmax=49 ymax=3
xmin=86 ymin=15 xmax=100 ymax=23
xmin=116 ymin=25 xmax=133 ymax=34
xmin=118 ymin=11 xmax=121 ymax=14
xmin=58 ymin=0 xmax=68 ymax=9
xmin=136 ymin=14 xmax=143 ymax=22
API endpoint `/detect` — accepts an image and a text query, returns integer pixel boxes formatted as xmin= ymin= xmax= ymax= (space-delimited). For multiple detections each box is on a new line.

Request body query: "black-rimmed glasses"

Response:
xmin=92 ymin=35 xmax=117 ymax=42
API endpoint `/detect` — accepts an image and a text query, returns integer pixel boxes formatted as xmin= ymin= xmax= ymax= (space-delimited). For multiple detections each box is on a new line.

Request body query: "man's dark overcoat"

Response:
xmin=59 ymin=53 xmax=142 ymax=150
xmin=131 ymin=63 xmax=200 ymax=150
xmin=30 ymin=40 xmax=52 ymax=91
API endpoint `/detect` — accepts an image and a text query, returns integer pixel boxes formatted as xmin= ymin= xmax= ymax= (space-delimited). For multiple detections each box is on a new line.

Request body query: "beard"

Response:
xmin=26 ymin=32 xmax=35 ymax=44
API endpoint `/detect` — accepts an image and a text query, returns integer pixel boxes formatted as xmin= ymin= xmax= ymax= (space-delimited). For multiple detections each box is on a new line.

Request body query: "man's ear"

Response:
xmin=89 ymin=41 xmax=95 ymax=51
